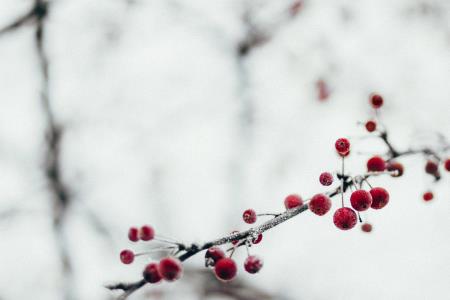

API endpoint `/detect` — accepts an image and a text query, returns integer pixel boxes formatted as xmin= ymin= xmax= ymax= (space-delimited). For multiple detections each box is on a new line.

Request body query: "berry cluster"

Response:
xmin=119 ymin=225 xmax=184 ymax=285
xmin=109 ymin=93 xmax=449 ymax=299
xmin=305 ymin=136 xmax=391 ymax=231
xmin=361 ymin=93 xmax=450 ymax=202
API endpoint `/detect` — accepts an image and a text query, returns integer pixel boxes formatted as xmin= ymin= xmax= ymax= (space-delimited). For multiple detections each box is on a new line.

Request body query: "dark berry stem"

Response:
xmin=341 ymin=157 xmax=345 ymax=207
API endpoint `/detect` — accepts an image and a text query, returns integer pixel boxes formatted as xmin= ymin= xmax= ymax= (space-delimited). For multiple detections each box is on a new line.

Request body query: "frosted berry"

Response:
xmin=214 ymin=258 xmax=237 ymax=281
xmin=139 ymin=225 xmax=155 ymax=241
xmin=370 ymin=187 xmax=389 ymax=209
xmin=205 ymin=247 xmax=225 ymax=267
xmin=159 ymin=257 xmax=182 ymax=281
xmin=333 ymin=207 xmax=357 ymax=230
xmin=422 ymin=191 xmax=433 ymax=202
xmin=309 ymin=193 xmax=332 ymax=216
xmin=128 ymin=227 xmax=139 ymax=242
xmin=387 ymin=161 xmax=404 ymax=177
xmin=350 ymin=190 xmax=373 ymax=211
xmin=242 ymin=209 xmax=257 ymax=224
xmin=335 ymin=138 xmax=350 ymax=156
xmin=252 ymin=233 xmax=263 ymax=244
xmin=284 ymin=194 xmax=303 ymax=209
xmin=367 ymin=156 xmax=386 ymax=172
xmin=370 ymin=93 xmax=383 ymax=109
xmin=319 ymin=172 xmax=333 ymax=186
xmin=361 ymin=223 xmax=372 ymax=233
xmin=365 ymin=120 xmax=377 ymax=132
xmin=229 ymin=230 xmax=240 ymax=245
xmin=120 ymin=249 xmax=134 ymax=264
xmin=425 ymin=160 xmax=438 ymax=175
xmin=143 ymin=263 xmax=162 ymax=283
xmin=445 ymin=159 xmax=450 ymax=172
xmin=244 ymin=255 xmax=263 ymax=274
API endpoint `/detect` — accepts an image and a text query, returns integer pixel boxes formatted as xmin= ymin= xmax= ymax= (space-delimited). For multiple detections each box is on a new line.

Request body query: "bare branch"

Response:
xmin=106 ymin=171 xmax=393 ymax=299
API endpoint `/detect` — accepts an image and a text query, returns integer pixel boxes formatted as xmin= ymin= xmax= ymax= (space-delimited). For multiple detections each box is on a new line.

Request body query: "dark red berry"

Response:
xmin=333 ymin=207 xmax=357 ymax=230
xmin=445 ymin=159 xmax=450 ymax=172
xmin=128 ymin=227 xmax=139 ymax=242
xmin=335 ymin=138 xmax=350 ymax=156
xmin=230 ymin=231 xmax=240 ymax=245
xmin=139 ymin=225 xmax=155 ymax=241
xmin=284 ymin=194 xmax=303 ymax=209
xmin=319 ymin=172 xmax=333 ymax=186
xmin=289 ymin=0 xmax=304 ymax=16
xmin=309 ymin=193 xmax=332 ymax=216
xmin=425 ymin=160 xmax=439 ymax=175
xmin=370 ymin=93 xmax=383 ymax=109
xmin=422 ymin=191 xmax=433 ymax=202
xmin=252 ymin=233 xmax=263 ymax=244
xmin=120 ymin=249 xmax=134 ymax=264
xmin=242 ymin=209 xmax=257 ymax=224
xmin=370 ymin=187 xmax=389 ymax=209
xmin=387 ymin=161 xmax=404 ymax=177
xmin=205 ymin=247 xmax=225 ymax=267
xmin=143 ymin=263 xmax=163 ymax=283
xmin=158 ymin=257 xmax=182 ymax=281
xmin=365 ymin=120 xmax=377 ymax=132
xmin=367 ymin=156 xmax=386 ymax=172
xmin=214 ymin=258 xmax=237 ymax=281
xmin=350 ymin=190 xmax=373 ymax=211
xmin=244 ymin=255 xmax=263 ymax=274
xmin=361 ymin=223 xmax=372 ymax=233
xmin=316 ymin=79 xmax=330 ymax=101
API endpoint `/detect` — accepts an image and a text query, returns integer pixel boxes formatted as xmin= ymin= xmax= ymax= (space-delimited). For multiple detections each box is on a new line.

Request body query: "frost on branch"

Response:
xmin=107 ymin=94 xmax=449 ymax=299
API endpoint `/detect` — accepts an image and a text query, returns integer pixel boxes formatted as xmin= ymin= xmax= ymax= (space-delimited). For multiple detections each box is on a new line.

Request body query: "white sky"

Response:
xmin=0 ymin=0 xmax=449 ymax=299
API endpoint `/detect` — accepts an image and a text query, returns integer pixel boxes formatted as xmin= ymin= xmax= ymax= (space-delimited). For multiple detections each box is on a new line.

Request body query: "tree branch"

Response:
xmin=378 ymin=130 xmax=448 ymax=162
xmin=106 ymin=171 xmax=390 ymax=299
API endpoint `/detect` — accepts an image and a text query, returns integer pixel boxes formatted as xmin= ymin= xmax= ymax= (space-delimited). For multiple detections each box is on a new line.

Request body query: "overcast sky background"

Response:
xmin=0 ymin=0 xmax=449 ymax=300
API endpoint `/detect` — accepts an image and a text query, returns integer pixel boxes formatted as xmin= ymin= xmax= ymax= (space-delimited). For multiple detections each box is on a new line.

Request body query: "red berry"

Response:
xmin=425 ymin=160 xmax=439 ymax=175
xmin=422 ymin=191 xmax=433 ymax=202
xmin=335 ymin=138 xmax=350 ymax=156
xmin=244 ymin=255 xmax=263 ymax=274
xmin=284 ymin=194 xmax=303 ymax=209
xmin=143 ymin=263 xmax=162 ymax=283
xmin=333 ymin=207 xmax=357 ymax=230
xmin=205 ymin=247 xmax=225 ymax=267
xmin=316 ymin=79 xmax=330 ymax=101
xmin=370 ymin=93 xmax=383 ymax=109
xmin=309 ymin=193 xmax=332 ymax=216
xmin=289 ymin=0 xmax=304 ymax=16
xmin=252 ymin=233 xmax=263 ymax=244
xmin=367 ymin=156 xmax=386 ymax=172
xmin=120 ymin=249 xmax=135 ymax=264
xmin=319 ymin=172 xmax=333 ymax=186
xmin=370 ymin=187 xmax=389 ymax=209
xmin=128 ymin=227 xmax=139 ymax=242
xmin=214 ymin=258 xmax=237 ymax=281
xmin=445 ymin=159 xmax=450 ymax=172
xmin=361 ymin=223 xmax=372 ymax=233
xmin=139 ymin=225 xmax=155 ymax=241
xmin=387 ymin=161 xmax=404 ymax=177
xmin=159 ymin=257 xmax=182 ymax=281
xmin=230 ymin=230 xmax=240 ymax=245
xmin=242 ymin=209 xmax=257 ymax=224
xmin=365 ymin=120 xmax=377 ymax=132
xmin=350 ymin=190 xmax=373 ymax=211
